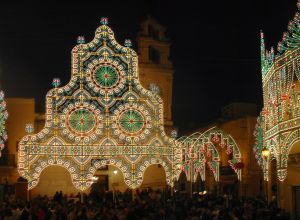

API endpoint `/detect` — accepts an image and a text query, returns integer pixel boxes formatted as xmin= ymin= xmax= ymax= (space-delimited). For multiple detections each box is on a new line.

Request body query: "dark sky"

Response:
xmin=0 ymin=0 xmax=297 ymax=132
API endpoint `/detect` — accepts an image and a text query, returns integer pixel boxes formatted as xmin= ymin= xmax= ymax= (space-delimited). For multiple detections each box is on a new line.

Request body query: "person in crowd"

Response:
xmin=0 ymin=188 xmax=291 ymax=220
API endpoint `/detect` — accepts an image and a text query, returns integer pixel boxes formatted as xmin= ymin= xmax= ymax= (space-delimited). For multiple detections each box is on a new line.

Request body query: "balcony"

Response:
xmin=0 ymin=154 xmax=16 ymax=167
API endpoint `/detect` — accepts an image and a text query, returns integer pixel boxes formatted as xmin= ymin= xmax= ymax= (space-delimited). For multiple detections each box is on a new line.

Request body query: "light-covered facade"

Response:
xmin=254 ymin=2 xmax=300 ymax=215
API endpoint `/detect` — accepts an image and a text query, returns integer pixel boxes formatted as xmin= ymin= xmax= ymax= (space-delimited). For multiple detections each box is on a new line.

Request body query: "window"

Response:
xmin=148 ymin=25 xmax=159 ymax=40
xmin=149 ymin=46 xmax=160 ymax=64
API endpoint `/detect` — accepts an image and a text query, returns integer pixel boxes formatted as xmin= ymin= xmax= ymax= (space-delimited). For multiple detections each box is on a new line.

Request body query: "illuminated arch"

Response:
xmin=88 ymin=157 xmax=133 ymax=188
xmin=28 ymin=158 xmax=80 ymax=190
xmin=275 ymin=129 xmax=300 ymax=181
xmin=176 ymin=127 xmax=242 ymax=183
xmin=135 ymin=156 xmax=172 ymax=187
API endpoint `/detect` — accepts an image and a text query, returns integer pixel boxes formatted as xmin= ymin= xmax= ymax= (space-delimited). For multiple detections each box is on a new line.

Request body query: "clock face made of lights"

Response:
xmin=118 ymin=109 xmax=146 ymax=134
xmin=67 ymin=108 xmax=97 ymax=135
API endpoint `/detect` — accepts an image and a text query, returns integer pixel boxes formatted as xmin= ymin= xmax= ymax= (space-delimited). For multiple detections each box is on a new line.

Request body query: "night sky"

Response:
xmin=0 ymin=1 xmax=297 ymax=132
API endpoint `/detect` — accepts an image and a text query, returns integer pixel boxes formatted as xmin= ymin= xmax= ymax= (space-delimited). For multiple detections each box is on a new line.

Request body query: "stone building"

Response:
xmin=137 ymin=16 xmax=174 ymax=133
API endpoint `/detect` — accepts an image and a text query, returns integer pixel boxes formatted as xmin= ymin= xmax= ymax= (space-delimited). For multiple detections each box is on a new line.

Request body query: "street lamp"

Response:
xmin=112 ymin=170 xmax=118 ymax=206
xmin=262 ymin=147 xmax=270 ymax=158
xmin=90 ymin=176 xmax=99 ymax=183
xmin=262 ymin=146 xmax=270 ymax=202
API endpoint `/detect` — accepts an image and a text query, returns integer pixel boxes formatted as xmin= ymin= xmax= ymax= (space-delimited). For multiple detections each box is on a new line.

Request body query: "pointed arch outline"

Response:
xmin=176 ymin=127 xmax=243 ymax=182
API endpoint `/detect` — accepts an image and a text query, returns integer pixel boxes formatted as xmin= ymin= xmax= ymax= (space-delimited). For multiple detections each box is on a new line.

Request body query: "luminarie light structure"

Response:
xmin=175 ymin=127 xmax=242 ymax=182
xmin=18 ymin=18 xmax=179 ymax=191
xmin=254 ymin=3 xmax=300 ymax=181
xmin=0 ymin=90 xmax=8 ymax=157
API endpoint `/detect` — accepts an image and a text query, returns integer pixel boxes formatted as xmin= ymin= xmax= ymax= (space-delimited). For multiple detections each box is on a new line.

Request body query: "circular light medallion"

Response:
xmin=94 ymin=65 xmax=119 ymax=88
xmin=119 ymin=109 xmax=145 ymax=134
xmin=68 ymin=108 xmax=96 ymax=134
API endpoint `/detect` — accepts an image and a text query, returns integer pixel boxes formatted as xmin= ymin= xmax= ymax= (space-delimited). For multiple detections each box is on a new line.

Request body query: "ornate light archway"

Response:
xmin=18 ymin=18 xmax=176 ymax=191
xmin=254 ymin=4 xmax=300 ymax=181
xmin=175 ymin=127 xmax=242 ymax=183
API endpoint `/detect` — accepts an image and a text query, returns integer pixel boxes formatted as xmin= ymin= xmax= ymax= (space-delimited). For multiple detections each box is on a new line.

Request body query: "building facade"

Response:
xmin=137 ymin=16 xmax=174 ymax=133
xmin=0 ymin=98 xmax=35 ymax=185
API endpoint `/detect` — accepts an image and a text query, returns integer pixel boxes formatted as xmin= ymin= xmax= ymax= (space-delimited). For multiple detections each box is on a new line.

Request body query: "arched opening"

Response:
xmin=285 ymin=141 xmax=300 ymax=218
xmin=176 ymin=171 xmax=188 ymax=193
xmin=31 ymin=165 xmax=78 ymax=197
xmin=148 ymin=25 xmax=159 ymax=40
xmin=194 ymin=173 xmax=205 ymax=193
xmin=148 ymin=46 xmax=160 ymax=64
xmin=269 ymin=158 xmax=277 ymax=201
xmin=219 ymin=149 xmax=239 ymax=197
xmin=140 ymin=164 xmax=166 ymax=190
xmin=93 ymin=165 xmax=127 ymax=192
xmin=205 ymin=163 xmax=217 ymax=193
xmin=89 ymin=165 xmax=129 ymax=205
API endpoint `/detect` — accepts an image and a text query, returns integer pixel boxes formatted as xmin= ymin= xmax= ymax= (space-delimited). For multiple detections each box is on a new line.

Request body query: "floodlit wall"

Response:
xmin=137 ymin=16 xmax=174 ymax=133
xmin=140 ymin=164 xmax=166 ymax=189
xmin=31 ymin=166 xmax=79 ymax=197
xmin=279 ymin=166 xmax=300 ymax=214
xmin=277 ymin=141 xmax=300 ymax=214
xmin=6 ymin=98 xmax=35 ymax=160
xmin=0 ymin=98 xmax=35 ymax=184
xmin=220 ymin=116 xmax=262 ymax=197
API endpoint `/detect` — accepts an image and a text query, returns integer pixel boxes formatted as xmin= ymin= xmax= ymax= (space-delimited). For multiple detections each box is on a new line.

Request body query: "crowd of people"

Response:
xmin=0 ymin=188 xmax=290 ymax=220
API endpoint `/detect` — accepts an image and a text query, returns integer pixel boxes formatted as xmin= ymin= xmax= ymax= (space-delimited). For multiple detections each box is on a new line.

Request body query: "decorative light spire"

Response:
xmin=270 ymin=47 xmax=274 ymax=62
xmin=77 ymin=36 xmax=85 ymax=44
xmin=25 ymin=123 xmax=34 ymax=134
xmin=100 ymin=17 xmax=108 ymax=25
xmin=124 ymin=39 xmax=132 ymax=47
xmin=171 ymin=130 xmax=178 ymax=139
xmin=52 ymin=78 xmax=61 ymax=88
xmin=149 ymin=83 xmax=160 ymax=95
xmin=260 ymin=30 xmax=266 ymax=75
